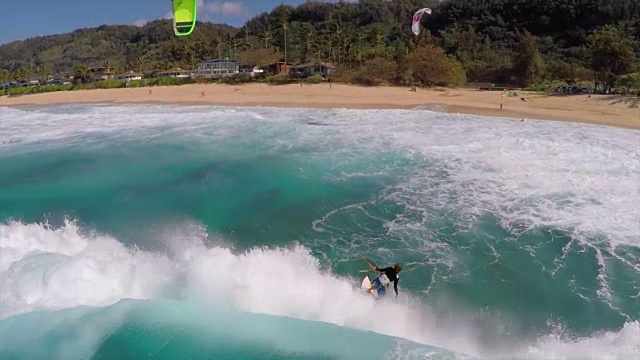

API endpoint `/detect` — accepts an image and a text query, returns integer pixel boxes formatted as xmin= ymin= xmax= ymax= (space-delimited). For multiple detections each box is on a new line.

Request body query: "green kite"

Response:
xmin=172 ymin=0 xmax=197 ymax=36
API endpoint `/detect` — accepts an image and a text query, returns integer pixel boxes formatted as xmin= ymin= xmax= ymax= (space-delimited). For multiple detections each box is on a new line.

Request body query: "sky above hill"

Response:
xmin=0 ymin=0 xmax=352 ymax=45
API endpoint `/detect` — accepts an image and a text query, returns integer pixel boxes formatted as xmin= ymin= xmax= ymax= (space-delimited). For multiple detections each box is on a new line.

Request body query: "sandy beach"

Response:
xmin=1 ymin=83 xmax=638 ymax=130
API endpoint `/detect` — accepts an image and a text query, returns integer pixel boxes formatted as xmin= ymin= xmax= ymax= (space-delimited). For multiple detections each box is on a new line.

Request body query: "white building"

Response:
xmin=116 ymin=71 xmax=143 ymax=81
xmin=193 ymin=59 xmax=239 ymax=78
xmin=158 ymin=67 xmax=191 ymax=78
xmin=240 ymin=65 xmax=264 ymax=77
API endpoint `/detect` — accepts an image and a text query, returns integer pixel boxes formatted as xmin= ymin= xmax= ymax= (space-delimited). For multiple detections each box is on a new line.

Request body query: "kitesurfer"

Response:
xmin=367 ymin=262 xmax=402 ymax=298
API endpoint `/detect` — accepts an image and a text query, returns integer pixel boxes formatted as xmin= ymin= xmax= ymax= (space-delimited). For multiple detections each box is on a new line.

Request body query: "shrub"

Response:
xmin=408 ymin=45 xmax=467 ymax=87
xmin=265 ymin=73 xmax=293 ymax=85
xmin=95 ymin=80 xmax=126 ymax=89
xmin=303 ymin=74 xmax=324 ymax=84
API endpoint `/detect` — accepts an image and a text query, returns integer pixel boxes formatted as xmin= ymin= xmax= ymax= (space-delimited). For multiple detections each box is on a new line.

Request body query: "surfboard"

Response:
xmin=361 ymin=276 xmax=378 ymax=298
xmin=361 ymin=275 xmax=372 ymax=289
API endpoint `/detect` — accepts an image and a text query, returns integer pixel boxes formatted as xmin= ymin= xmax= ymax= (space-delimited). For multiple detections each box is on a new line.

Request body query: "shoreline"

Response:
xmin=2 ymin=83 xmax=638 ymax=130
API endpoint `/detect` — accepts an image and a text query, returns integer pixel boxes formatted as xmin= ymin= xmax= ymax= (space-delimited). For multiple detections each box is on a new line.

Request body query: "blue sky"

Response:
xmin=0 ymin=0 xmax=346 ymax=45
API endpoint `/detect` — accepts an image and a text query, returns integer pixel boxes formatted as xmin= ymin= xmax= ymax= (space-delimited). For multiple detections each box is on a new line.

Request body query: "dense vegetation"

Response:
xmin=1 ymin=0 xmax=638 ymax=93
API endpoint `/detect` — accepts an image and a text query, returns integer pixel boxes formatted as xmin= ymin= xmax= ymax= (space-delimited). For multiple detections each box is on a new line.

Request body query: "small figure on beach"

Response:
xmin=201 ymin=91 xmax=205 ymax=97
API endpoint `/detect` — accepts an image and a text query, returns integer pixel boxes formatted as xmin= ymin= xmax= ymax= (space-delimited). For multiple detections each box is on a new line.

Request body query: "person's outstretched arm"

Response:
xmin=393 ymin=279 xmax=399 ymax=297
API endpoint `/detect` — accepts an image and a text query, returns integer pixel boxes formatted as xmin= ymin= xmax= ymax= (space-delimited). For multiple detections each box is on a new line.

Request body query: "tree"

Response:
xmin=512 ymin=30 xmax=545 ymax=87
xmin=300 ymin=24 xmax=314 ymax=62
xmin=262 ymin=31 xmax=273 ymax=49
xmin=236 ymin=48 xmax=281 ymax=68
xmin=132 ymin=56 xmax=147 ymax=73
xmin=358 ymin=57 xmax=397 ymax=85
xmin=618 ymin=72 xmax=640 ymax=93
xmin=1 ymin=0 xmax=638 ymax=89
xmin=281 ymin=19 xmax=289 ymax=65
xmin=407 ymin=45 xmax=466 ymax=87
xmin=586 ymin=25 xmax=637 ymax=93
xmin=546 ymin=60 xmax=592 ymax=87
xmin=36 ymin=66 xmax=50 ymax=83
xmin=72 ymin=64 xmax=91 ymax=84
xmin=393 ymin=39 xmax=409 ymax=83
xmin=0 ymin=69 xmax=10 ymax=87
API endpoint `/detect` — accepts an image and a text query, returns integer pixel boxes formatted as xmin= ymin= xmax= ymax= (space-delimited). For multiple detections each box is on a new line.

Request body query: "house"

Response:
xmin=290 ymin=62 xmax=336 ymax=78
xmin=157 ymin=67 xmax=191 ymax=78
xmin=261 ymin=61 xmax=291 ymax=75
xmin=116 ymin=71 xmax=143 ymax=81
xmin=239 ymin=65 xmax=264 ymax=77
xmin=52 ymin=74 xmax=74 ymax=85
xmin=89 ymin=67 xmax=115 ymax=81
xmin=193 ymin=59 xmax=239 ymax=78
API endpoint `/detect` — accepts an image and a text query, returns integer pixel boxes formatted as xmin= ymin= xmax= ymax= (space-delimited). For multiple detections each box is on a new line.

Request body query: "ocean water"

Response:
xmin=0 ymin=103 xmax=639 ymax=360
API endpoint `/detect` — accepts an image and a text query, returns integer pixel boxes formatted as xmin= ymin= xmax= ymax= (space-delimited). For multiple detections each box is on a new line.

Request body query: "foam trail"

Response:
xmin=523 ymin=321 xmax=640 ymax=360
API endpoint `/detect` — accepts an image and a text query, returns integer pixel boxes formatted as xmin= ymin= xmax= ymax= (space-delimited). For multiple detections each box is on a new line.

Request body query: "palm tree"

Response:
xmin=311 ymin=41 xmax=323 ymax=65
xmin=0 ymin=69 xmax=9 ymax=83
xmin=27 ymin=63 xmax=37 ymax=81
xmin=133 ymin=56 xmax=146 ymax=73
xmin=372 ymin=25 xmax=386 ymax=57
xmin=352 ymin=48 xmax=365 ymax=69
xmin=230 ymin=36 xmax=242 ymax=59
xmin=301 ymin=25 xmax=314 ymax=62
xmin=0 ymin=69 xmax=10 ymax=94
xmin=36 ymin=66 xmax=50 ymax=84
xmin=281 ymin=19 xmax=289 ymax=66
xmin=242 ymin=27 xmax=252 ymax=50
xmin=72 ymin=64 xmax=90 ymax=84
xmin=262 ymin=30 xmax=272 ymax=49
xmin=102 ymin=60 xmax=115 ymax=78
xmin=331 ymin=21 xmax=344 ymax=65
xmin=214 ymin=35 xmax=224 ymax=59
xmin=15 ymin=66 xmax=30 ymax=84
xmin=322 ymin=35 xmax=334 ymax=63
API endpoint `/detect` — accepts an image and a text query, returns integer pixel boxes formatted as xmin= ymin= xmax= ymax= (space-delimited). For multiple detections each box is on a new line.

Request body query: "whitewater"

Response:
xmin=0 ymin=104 xmax=639 ymax=360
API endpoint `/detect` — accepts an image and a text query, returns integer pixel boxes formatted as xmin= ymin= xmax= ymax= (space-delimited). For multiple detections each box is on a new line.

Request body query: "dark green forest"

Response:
xmin=1 ymin=0 xmax=638 ymax=93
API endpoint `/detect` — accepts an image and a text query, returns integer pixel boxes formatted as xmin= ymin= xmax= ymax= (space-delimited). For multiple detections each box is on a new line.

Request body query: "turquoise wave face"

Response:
xmin=0 ymin=299 xmax=470 ymax=360
xmin=1 ymin=104 xmax=639 ymax=359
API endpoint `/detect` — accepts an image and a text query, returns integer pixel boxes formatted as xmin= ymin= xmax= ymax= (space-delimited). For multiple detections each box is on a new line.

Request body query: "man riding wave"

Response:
xmin=366 ymin=260 xmax=402 ymax=298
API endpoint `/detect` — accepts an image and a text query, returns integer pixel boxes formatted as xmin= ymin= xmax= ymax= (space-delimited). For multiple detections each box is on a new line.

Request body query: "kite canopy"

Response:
xmin=411 ymin=8 xmax=432 ymax=36
xmin=172 ymin=0 xmax=197 ymax=36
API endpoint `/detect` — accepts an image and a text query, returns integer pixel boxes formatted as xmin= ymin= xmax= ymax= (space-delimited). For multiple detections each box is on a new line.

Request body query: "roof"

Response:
xmin=199 ymin=59 xmax=238 ymax=64
xmin=158 ymin=67 xmax=191 ymax=74
xmin=291 ymin=61 xmax=336 ymax=69
xmin=117 ymin=71 xmax=143 ymax=76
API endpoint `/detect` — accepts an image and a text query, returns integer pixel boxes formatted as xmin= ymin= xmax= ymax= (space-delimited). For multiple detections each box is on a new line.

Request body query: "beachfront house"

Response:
xmin=24 ymin=78 xmax=40 ymax=86
xmin=193 ymin=59 xmax=239 ymax=79
xmin=290 ymin=62 xmax=336 ymax=78
xmin=116 ymin=71 xmax=143 ymax=81
xmin=157 ymin=67 xmax=191 ymax=78
xmin=89 ymin=67 xmax=115 ymax=81
xmin=261 ymin=61 xmax=291 ymax=75
xmin=239 ymin=65 xmax=264 ymax=77
xmin=52 ymin=74 xmax=73 ymax=85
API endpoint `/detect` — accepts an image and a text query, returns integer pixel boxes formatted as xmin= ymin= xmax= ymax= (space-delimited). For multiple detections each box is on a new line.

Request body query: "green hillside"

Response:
xmin=0 ymin=0 xmax=638 ymax=92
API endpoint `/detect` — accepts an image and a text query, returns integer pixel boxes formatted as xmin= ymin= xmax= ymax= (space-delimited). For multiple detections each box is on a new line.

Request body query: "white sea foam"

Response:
xmin=4 ymin=104 xmax=636 ymax=244
xmin=0 ymin=219 xmax=483 ymax=357
xmin=1 ymin=219 xmax=639 ymax=359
